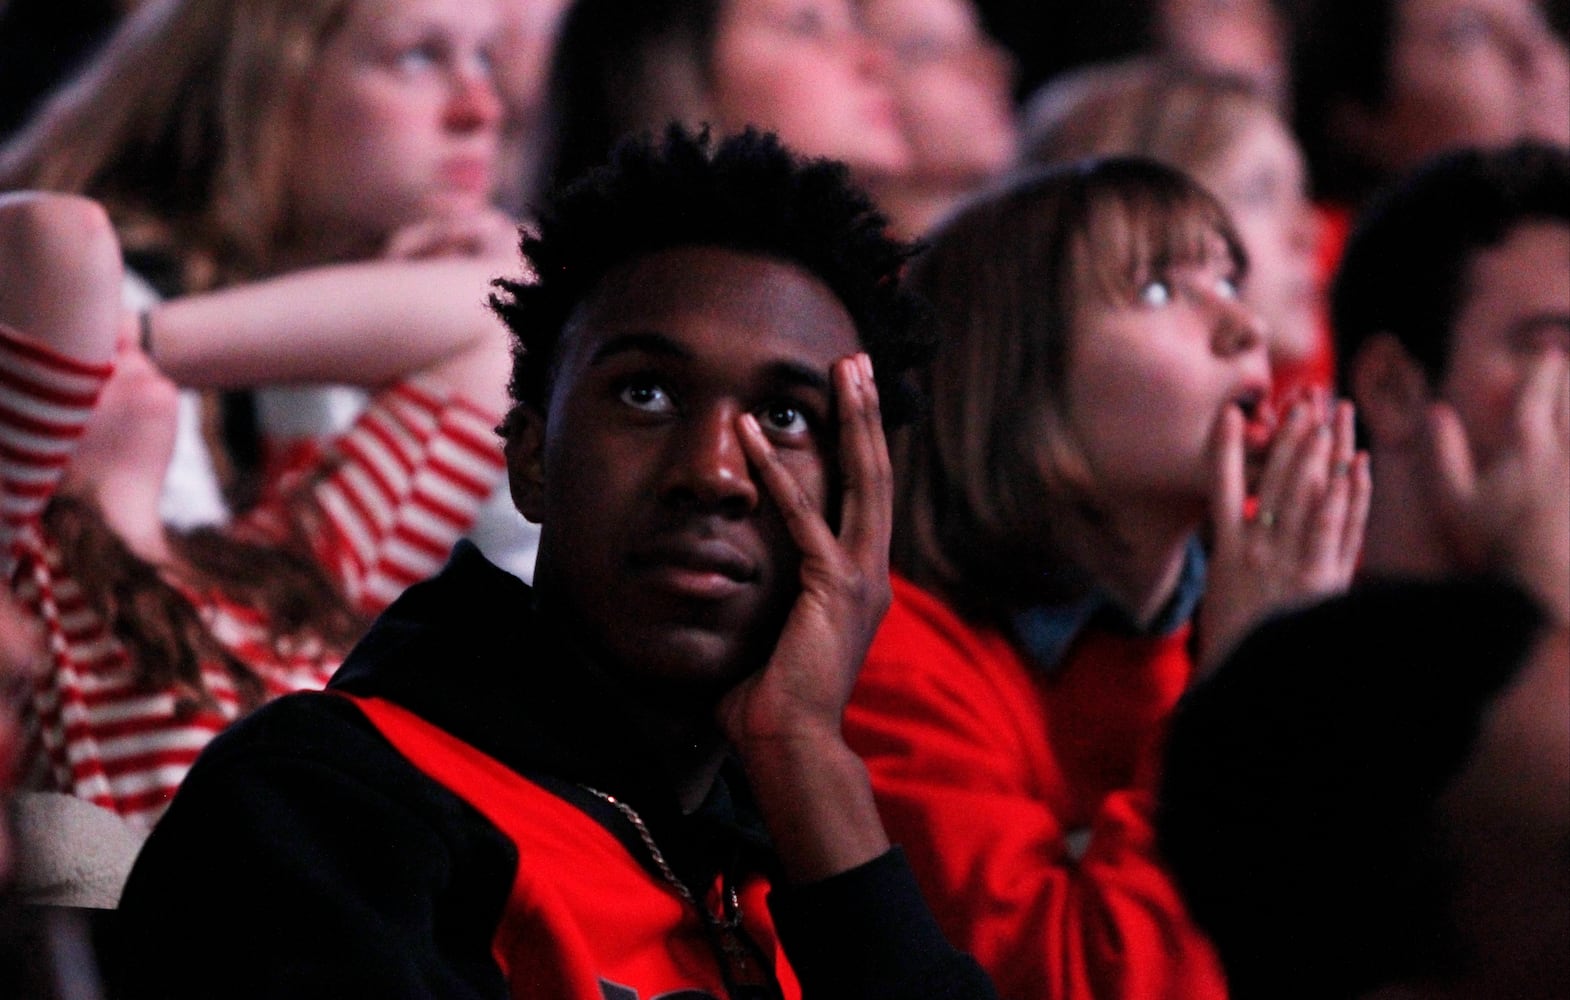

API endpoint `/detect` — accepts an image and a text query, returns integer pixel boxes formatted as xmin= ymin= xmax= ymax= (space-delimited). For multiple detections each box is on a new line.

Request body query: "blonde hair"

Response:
xmin=1020 ymin=57 xmax=1274 ymax=182
xmin=0 ymin=0 xmax=355 ymax=289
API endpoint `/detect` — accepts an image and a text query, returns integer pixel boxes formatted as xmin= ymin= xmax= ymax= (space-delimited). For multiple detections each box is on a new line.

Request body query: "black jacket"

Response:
xmin=113 ymin=542 xmax=997 ymax=1000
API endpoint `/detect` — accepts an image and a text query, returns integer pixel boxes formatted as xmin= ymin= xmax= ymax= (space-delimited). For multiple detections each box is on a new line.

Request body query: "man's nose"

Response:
xmin=661 ymin=407 xmax=759 ymax=514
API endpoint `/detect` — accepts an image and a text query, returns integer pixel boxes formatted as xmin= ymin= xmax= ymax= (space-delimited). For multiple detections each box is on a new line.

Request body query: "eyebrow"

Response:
xmin=587 ymin=331 xmax=692 ymax=366
xmin=586 ymin=331 xmax=835 ymax=394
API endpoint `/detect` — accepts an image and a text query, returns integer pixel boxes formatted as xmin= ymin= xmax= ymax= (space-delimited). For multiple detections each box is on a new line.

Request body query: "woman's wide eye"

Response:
xmin=619 ymin=381 xmax=673 ymax=413
xmin=1138 ymin=280 xmax=1172 ymax=307
xmin=758 ymin=402 xmax=809 ymax=436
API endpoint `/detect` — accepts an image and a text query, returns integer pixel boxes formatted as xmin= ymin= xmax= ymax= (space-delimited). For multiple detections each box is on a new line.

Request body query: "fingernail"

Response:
xmin=859 ymin=353 xmax=873 ymax=381
xmin=845 ymin=356 xmax=863 ymax=388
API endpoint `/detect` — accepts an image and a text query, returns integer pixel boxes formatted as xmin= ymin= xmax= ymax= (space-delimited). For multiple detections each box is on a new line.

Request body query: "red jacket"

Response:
xmin=845 ymin=574 xmax=1227 ymax=999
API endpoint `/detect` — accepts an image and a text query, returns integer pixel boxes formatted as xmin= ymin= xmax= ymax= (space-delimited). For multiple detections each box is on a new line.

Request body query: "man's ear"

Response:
xmin=502 ymin=406 xmax=547 ymax=524
xmin=1348 ymin=333 xmax=1433 ymax=448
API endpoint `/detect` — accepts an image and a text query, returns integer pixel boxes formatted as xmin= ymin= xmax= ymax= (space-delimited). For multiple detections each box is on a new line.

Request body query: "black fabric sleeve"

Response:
xmin=767 ymin=847 xmax=999 ymax=1000
xmin=109 ymin=695 xmax=515 ymax=1000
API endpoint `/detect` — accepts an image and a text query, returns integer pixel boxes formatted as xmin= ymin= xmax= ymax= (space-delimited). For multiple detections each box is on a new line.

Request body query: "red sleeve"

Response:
xmin=238 ymin=379 xmax=505 ymax=616
xmin=0 ymin=323 xmax=113 ymax=580
xmin=844 ymin=576 xmax=1227 ymax=1000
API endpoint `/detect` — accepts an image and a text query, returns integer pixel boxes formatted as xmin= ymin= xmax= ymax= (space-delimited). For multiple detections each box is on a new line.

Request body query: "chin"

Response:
xmin=615 ymin=626 xmax=762 ymax=695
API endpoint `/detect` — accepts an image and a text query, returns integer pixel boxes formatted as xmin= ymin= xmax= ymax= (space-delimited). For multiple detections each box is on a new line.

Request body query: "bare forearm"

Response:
xmin=146 ymin=257 xmax=512 ymax=390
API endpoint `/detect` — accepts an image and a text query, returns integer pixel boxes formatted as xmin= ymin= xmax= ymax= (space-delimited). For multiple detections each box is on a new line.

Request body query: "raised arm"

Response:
xmin=141 ymin=241 xmax=516 ymax=414
xmin=720 ymin=352 xmax=891 ymax=879
xmin=720 ymin=354 xmax=997 ymax=1000
xmin=0 ymin=192 xmax=122 ymax=365
xmin=0 ymin=193 xmax=124 ymax=574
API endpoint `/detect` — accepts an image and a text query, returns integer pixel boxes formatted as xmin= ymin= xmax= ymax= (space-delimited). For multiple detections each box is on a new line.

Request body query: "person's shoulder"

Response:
xmin=183 ymin=689 xmax=389 ymax=786
xmin=874 ymin=574 xmax=1016 ymax=670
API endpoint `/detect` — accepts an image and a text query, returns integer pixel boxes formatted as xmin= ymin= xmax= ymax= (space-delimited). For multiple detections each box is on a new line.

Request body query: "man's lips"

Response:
xmin=629 ymin=538 xmax=758 ymax=599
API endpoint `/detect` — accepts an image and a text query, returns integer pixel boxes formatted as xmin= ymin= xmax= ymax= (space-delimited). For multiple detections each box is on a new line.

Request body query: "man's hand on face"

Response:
xmin=717 ymin=351 xmax=890 ymax=754
xmin=1428 ymin=349 xmax=1570 ymax=624
xmin=715 ymin=351 xmax=894 ymax=882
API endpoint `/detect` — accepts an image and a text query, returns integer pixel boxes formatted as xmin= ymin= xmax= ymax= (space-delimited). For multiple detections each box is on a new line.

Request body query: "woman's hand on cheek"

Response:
xmin=1198 ymin=389 xmax=1370 ymax=673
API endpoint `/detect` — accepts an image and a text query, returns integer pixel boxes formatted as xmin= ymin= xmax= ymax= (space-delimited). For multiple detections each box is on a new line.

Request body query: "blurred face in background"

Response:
xmin=290 ymin=0 xmax=505 ymax=256
xmin=490 ymin=0 xmax=571 ymax=207
xmin=1197 ymin=108 xmax=1322 ymax=364
xmin=709 ymin=0 xmax=912 ymax=177
xmin=859 ymin=0 xmax=1017 ymax=184
xmin=1159 ymin=0 xmax=1287 ymax=101
xmin=492 ymin=0 xmax=571 ymax=137
xmin=1437 ymin=220 xmax=1570 ymax=469
xmin=1362 ymin=0 xmax=1570 ymax=172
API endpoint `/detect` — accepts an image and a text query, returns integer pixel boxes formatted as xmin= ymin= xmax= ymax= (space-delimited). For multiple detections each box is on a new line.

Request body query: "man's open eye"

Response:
xmin=1137 ymin=280 xmax=1172 ymax=307
xmin=757 ymin=402 xmax=810 ymax=436
xmin=1215 ymin=276 xmax=1241 ymax=301
xmin=618 ymin=380 xmax=674 ymax=413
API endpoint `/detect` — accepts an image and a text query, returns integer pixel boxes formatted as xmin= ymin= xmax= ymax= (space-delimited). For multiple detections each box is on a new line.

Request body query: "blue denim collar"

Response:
xmin=1008 ymin=537 xmax=1206 ymax=673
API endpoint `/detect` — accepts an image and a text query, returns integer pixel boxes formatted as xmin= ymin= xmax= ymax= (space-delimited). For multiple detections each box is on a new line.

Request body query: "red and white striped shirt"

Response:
xmin=0 ymin=324 xmax=505 ymax=828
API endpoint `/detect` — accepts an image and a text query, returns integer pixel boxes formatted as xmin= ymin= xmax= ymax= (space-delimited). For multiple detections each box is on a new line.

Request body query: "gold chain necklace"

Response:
xmin=578 ymin=784 xmax=781 ymax=999
xmin=578 ymin=785 xmax=742 ymax=930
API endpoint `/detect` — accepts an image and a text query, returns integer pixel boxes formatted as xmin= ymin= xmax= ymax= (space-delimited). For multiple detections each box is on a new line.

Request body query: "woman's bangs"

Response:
xmin=1073 ymin=180 xmax=1245 ymax=304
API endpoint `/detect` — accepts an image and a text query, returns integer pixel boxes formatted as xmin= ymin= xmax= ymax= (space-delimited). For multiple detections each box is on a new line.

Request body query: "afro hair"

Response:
xmin=490 ymin=125 xmax=932 ymax=433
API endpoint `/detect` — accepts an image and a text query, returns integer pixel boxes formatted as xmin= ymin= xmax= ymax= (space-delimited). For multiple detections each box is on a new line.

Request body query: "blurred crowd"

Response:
xmin=0 ymin=0 xmax=1565 ymax=997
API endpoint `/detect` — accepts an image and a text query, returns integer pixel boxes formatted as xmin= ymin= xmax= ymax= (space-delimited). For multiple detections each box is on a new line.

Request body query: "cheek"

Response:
xmin=717 ymin=56 xmax=833 ymax=138
xmin=1065 ymin=345 xmax=1171 ymax=455
xmin=1391 ymin=49 xmax=1523 ymax=140
xmin=307 ymin=84 xmax=434 ymax=184
xmin=1442 ymin=359 xmax=1522 ymax=464
xmin=899 ymin=64 xmax=1003 ymax=152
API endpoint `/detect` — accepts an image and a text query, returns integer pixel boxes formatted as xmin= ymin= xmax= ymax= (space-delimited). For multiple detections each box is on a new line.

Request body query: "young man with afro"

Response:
xmin=113 ymin=127 xmax=997 ymax=1000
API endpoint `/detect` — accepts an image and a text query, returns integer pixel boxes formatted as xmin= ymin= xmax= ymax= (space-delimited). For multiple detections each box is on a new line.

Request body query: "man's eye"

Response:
xmin=757 ymin=402 xmax=809 ymax=436
xmin=1215 ymin=276 xmax=1241 ymax=301
xmin=618 ymin=381 xmax=673 ymax=413
xmin=394 ymin=41 xmax=442 ymax=73
xmin=1138 ymin=280 xmax=1172 ymax=307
